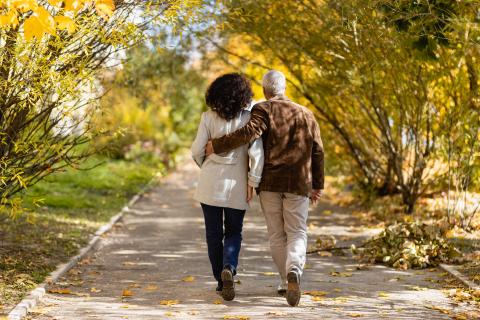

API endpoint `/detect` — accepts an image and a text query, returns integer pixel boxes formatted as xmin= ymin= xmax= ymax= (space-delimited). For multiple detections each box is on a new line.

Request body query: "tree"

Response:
xmin=195 ymin=0 xmax=480 ymax=213
xmin=0 ymin=0 xmax=197 ymax=215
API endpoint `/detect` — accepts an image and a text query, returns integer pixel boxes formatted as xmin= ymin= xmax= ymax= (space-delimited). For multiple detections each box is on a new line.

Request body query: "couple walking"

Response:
xmin=191 ymin=70 xmax=324 ymax=307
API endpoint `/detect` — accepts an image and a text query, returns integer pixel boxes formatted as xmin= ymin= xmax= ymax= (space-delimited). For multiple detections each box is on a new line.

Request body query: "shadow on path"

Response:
xmin=27 ymin=163 xmax=475 ymax=319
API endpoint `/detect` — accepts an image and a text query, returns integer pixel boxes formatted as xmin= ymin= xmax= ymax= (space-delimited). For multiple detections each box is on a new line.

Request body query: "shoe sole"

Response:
xmin=221 ymin=269 xmax=235 ymax=301
xmin=286 ymin=271 xmax=301 ymax=307
xmin=277 ymin=289 xmax=287 ymax=296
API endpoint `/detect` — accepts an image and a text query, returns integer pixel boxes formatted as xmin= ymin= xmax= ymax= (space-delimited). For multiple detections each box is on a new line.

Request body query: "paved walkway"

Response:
xmin=26 ymin=163 xmax=475 ymax=319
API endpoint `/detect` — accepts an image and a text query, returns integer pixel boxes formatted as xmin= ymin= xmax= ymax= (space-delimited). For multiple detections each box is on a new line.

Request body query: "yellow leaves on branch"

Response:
xmin=0 ymin=0 xmax=115 ymax=40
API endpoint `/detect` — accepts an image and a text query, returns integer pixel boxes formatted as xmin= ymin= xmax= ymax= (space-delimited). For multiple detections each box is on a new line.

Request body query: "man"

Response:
xmin=205 ymin=70 xmax=324 ymax=307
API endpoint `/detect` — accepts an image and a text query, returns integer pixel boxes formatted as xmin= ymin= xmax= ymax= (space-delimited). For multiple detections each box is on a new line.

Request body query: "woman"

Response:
xmin=191 ymin=73 xmax=264 ymax=301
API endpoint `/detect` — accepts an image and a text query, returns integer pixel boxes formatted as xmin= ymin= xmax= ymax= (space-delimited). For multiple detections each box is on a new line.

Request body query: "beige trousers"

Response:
xmin=259 ymin=191 xmax=309 ymax=281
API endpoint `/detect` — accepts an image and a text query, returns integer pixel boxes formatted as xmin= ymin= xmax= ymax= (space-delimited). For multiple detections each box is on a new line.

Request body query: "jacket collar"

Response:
xmin=269 ymin=94 xmax=290 ymax=101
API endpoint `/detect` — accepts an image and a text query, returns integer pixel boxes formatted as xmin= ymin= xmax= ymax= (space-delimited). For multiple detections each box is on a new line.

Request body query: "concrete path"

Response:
xmin=26 ymin=163 xmax=476 ymax=319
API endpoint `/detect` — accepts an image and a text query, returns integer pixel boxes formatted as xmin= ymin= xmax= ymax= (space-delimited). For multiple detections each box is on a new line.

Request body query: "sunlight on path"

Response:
xmin=26 ymin=163 xmax=476 ymax=320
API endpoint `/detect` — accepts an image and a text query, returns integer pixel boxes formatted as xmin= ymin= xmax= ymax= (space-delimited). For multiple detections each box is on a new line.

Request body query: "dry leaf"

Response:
xmin=223 ymin=316 xmax=250 ymax=320
xmin=48 ymin=288 xmax=72 ymax=294
xmin=122 ymin=289 xmax=133 ymax=297
xmin=378 ymin=292 xmax=389 ymax=298
xmin=90 ymin=287 xmax=102 ymax=293
xmin=160 ymin=300 xmax=179 ymax=306
xmin=304 ymin=290 xmax=328 ymax=297
xmin=182 ymin=276 xmax=195 ymax=282
xmin=263 ymin=272 xmax=276 ymax=276
xmin=213 ymin=299 xmax=223 ymax=305
xmin=318 ymin=251 xmax=333 ymax=257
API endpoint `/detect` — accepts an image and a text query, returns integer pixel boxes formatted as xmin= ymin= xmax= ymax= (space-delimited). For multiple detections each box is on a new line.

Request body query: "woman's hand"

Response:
xmin=247 ymin=185 xmax=254 ymax=203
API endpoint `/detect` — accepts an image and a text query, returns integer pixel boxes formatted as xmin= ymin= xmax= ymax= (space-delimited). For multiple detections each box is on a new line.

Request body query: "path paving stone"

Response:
xmin=26 ymin=163 xmax=477 ymax=319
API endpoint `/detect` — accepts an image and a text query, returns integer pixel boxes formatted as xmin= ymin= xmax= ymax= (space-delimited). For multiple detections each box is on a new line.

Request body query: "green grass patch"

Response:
xmin=0 ymin=156 xmax=164 ymax=314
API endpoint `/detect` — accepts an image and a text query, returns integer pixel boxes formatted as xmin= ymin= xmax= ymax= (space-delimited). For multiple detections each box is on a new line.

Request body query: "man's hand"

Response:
xmin=310 ymin=189 xmax=322 ymax=204
xmin=205 ymin=140 xmax=214 ymax=156
xmin=247 ymin=185 xmax=254 ymax=203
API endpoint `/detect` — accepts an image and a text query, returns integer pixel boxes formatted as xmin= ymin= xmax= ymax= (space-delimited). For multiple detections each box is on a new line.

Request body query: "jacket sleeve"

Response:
xmin=311 ymin=118 xmax=325 ymax=190
xmin=191 ymin=112 xmax=209 ymax=167
xmin=248 ymin=138 xmax=264 ymax=188
xmin=212 ymin=105 xmax=268 ymax=154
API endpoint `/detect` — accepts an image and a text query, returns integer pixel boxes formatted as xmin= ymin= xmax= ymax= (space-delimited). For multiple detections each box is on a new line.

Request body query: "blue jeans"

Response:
xmin=201 ymin=203 xmax=245 ymax=283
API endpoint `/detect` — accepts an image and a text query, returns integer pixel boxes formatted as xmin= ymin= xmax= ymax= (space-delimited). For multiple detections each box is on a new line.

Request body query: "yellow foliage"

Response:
xmin=0 ymin=0 xmax=115 ymax=39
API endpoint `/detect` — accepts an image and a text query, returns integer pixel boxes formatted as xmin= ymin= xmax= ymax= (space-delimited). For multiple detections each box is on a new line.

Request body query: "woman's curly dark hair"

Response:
xmin=205 ymin=73 xmax=253 ymax=121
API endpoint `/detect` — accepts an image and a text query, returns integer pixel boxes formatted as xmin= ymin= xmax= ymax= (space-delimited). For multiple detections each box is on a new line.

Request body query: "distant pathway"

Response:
xmin=26 ymin=163 xmax=475 ymax=319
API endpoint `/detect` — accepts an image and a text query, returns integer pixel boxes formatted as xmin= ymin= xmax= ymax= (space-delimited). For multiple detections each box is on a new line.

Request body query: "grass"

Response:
xmin=0 ymin=156 xmax=164 ymax=315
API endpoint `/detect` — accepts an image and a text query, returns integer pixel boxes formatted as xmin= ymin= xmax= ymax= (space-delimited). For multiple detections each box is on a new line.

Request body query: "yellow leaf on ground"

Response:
xmin=160 ymin=300 xmax=179 ymax=306
xmin=223 ymin=316 xmax=250 ymax=320
xmin=330 ymin=271 xmax=352 ymax=277
xmin=121 ymin=289 xmax=133 ymax=297
xmin=304 ymin=290 xmax=328 ymax=296
xmin=378 ymin=292 xmax=390 ymax=298
xmin=90 ymin=287 xmax=102 ymax=293
xmin=182 ymin=276 xmax=195 ymax=282
xmin=213 ymin=299 xmax=223 ymax=305
xmin=48 ymin=288 xmax=72 ymax=294
xmin=318 ymin=251 xmax=333 ymax=257
xmin=263 ymin=272 xmax=277 ymax=276
xmin=323 ymin=210 xmax=333 ymax=215
xmin=348 ymin=313 xmax=364 ymax=318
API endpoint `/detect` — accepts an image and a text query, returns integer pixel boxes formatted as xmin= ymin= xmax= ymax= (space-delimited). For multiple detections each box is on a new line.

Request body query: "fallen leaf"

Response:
xmin=223 ymin=316 xmax=250 ymax=320
xmin=48 ymin=288 xmax=72 ymax=294
xmin=318 ymin=251 xmax=333 ymax=257
xmin=122 ymin=289 xmax=133 ymax=297
xmin=330 ymin=271 xmax=352 ymax=277
xmin=304 ymin=290 xmax=328 ymax=296
xmin=378 ymin=292 xmax=390 ymax=298
xmin=263 ymin=272 xmax=276 ymax=276
xmin=90 ymin=287 xmax=102 ymax=293
xmin=182 ymin=276 xmax=195 ymax=282
xmin=213 ymin=299 xmax=223 ymax=305
xmin=323 ymin=210 xmax=333 ymax=215
xmin=160 ymin=300 xmax=179 ymax=306
xmin=347 ymin=313 xmax=364 ymax=318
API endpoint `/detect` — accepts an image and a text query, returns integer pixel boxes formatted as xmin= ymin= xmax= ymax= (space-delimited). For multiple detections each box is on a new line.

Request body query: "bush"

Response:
xmin=92 ymin=43 xmax=206 ymax=166
xmin=357 ymin=221 xmax=460 ymax=269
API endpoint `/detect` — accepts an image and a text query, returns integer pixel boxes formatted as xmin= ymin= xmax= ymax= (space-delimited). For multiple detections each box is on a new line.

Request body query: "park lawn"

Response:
xmin=0 ymin=156 xmax=164 ymax=315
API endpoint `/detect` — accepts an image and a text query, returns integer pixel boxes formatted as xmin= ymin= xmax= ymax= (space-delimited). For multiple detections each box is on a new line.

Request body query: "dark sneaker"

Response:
xmin=221 ymin=267 xmax=235 ymax=301
xmin=286 ymin=269 xmax=301 ymax=307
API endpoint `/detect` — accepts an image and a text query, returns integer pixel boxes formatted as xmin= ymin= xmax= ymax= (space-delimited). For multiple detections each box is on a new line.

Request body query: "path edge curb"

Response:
xmin=7 ymin=184 xmax=149 ymax=320
xmin=439 ymin=263 xmax=480 ymax=291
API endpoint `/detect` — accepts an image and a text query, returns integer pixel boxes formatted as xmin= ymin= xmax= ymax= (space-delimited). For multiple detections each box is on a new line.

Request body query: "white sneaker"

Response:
xmin=277 ymin=282 xmax=287 ymax=296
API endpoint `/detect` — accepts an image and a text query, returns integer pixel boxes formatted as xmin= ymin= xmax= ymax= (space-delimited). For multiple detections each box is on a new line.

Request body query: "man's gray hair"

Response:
xmin=262 ymin=70 xmax=286 ymax=96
